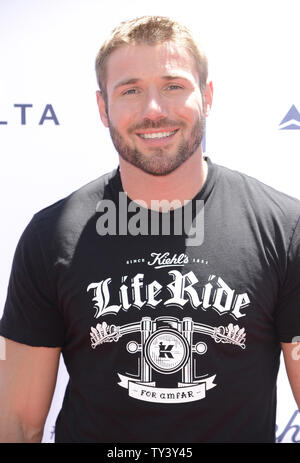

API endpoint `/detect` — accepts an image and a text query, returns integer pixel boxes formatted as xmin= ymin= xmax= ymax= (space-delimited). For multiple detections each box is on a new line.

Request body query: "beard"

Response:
xmin=107 ymin=115 xmax=205 ymax=176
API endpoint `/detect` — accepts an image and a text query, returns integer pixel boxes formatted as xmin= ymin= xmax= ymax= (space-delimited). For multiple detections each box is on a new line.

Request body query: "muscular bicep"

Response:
xmin=0 ymin=336 xmax=61 ymax=442
xmin=281 ymin=341 xmax=300 ymax=410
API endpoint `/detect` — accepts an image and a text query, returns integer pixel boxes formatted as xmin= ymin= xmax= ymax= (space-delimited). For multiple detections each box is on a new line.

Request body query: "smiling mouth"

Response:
xmin=137 ymin=129 xmax=179 ymax=139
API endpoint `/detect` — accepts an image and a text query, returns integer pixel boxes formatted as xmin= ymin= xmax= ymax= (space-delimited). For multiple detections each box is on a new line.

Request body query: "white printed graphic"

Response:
xmin=90 ymin=316 xmax=246 ymax=404
xmin=88 ymin=259 xmax=249 ymax=404
xmin=87 ymin=269 xmax=251 ymax=319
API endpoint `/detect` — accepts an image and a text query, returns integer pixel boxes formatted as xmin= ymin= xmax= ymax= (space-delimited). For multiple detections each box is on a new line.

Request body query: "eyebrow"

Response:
xmin=161 ymin=75 xmax=188 ymax=81
xmin=113 ymin=75 xmax=190 ymax=91
xmin=113 ymin=78 xmax=141 ymax=91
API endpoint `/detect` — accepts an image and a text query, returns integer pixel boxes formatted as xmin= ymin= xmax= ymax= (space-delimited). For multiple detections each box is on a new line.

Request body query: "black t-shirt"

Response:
xmin=1 ymin=157 xmax=300 ymax=443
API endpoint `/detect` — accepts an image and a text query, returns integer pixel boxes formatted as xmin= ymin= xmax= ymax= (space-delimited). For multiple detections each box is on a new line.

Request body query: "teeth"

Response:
xmin=139 ymin=130 xmax=177 ymax=139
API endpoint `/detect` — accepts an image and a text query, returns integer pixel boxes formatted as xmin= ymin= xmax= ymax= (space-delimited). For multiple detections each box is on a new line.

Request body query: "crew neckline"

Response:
xmin=110 ymin=156 xmax=218 ymax=213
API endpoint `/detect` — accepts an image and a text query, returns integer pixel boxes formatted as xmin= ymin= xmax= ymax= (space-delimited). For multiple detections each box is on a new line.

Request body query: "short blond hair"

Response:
xmin=95 ymin=16 xmax=208 ymax=104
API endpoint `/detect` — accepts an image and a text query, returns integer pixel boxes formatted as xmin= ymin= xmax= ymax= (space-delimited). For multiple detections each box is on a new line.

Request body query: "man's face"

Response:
xmin=97 ymin=41 xmax=211 ymax=176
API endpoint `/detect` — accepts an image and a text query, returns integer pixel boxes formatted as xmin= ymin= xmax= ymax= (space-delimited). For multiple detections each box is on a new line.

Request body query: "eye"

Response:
xmin=167 ymin=84 xmax=183 ymax=91
xmin=123 ymin=88 xmax=139 ymax=96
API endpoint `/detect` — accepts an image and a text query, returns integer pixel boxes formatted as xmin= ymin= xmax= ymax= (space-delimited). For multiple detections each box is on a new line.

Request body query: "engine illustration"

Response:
xmin=90 ymin=316 xmax=246 ymax=404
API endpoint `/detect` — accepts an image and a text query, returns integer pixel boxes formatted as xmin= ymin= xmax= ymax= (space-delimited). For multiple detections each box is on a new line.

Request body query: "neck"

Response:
xmin=119 ymin=150 xmax=208 ymax=212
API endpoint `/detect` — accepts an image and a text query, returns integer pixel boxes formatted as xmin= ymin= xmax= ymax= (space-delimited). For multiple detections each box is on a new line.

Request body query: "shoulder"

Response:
xmin=17 ymin=168 xmax=119 ymax=264
xmin=213 ymin=160 xmax=300 ymax=223
xmin=30 ymin=168 xmax=118 ymax=233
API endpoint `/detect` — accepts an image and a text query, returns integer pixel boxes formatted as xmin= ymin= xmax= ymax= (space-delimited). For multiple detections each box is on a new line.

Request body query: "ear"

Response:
xmin=96 ymin=90 xmax=109 ymax=127
xmin=204 ymin=81 xmax=213 ymax=117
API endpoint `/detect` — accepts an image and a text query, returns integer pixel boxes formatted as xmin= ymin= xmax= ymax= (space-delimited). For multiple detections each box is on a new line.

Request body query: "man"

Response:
xmin=0 ymin=15 xmax=299 ymax=443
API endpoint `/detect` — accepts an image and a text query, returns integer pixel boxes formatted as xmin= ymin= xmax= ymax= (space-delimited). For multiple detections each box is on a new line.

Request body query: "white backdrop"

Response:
xmin=1 ymin=0 xmax=300 ymax=443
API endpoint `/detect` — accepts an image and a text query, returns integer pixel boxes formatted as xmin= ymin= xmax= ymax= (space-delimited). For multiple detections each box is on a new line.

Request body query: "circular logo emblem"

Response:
xmin=144 ymin=330 xmax=189 ymax=374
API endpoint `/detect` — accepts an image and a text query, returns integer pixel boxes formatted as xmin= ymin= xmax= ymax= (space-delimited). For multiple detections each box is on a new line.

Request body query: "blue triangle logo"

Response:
xmin=279 ymin=105 xmax=300 ymax=130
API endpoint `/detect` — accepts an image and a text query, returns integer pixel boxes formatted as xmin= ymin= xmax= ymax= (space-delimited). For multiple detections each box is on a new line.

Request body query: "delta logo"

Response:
xmin=279 ymin=105 xmax=300 ymax=130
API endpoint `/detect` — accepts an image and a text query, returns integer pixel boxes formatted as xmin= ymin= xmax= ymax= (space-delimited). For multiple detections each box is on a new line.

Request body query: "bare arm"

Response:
xmin=0 ymin=336 xmax=61 ymax=442
xmin=281 ymin=341 xmax=300 ymax=410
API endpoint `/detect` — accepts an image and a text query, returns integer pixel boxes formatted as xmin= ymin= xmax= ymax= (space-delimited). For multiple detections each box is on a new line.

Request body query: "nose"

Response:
xmin=141 ymin=88 xmax=168 ymax=122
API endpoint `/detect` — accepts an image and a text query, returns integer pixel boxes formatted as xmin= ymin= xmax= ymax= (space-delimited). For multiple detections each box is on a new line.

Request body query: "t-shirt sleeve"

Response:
xmin=0 ymin=217 xmax=65 ymax=347
xmin=275 ymin=214 xmax=300 ymax=343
